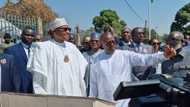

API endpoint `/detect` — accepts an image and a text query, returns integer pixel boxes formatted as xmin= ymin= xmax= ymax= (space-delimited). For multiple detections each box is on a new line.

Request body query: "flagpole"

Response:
xmin=148 ymin=0 xmax=151 ymax=40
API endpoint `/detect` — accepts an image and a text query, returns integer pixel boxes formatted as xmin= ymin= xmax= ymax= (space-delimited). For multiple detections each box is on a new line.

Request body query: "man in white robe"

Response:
xmin=27 ymin=17 xmax=87 ymax=96
xmin=89 ymin=32 xmax=176 ymax=107
xmin=83 ymin=32 xmax=102 ymax=96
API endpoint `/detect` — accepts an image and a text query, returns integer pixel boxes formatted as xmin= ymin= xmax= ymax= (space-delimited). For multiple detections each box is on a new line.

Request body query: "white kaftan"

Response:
xmin=27 ymin=39 xmax=87 ymax=96
xmin=90 ymin=50 xmax=167 ymax=107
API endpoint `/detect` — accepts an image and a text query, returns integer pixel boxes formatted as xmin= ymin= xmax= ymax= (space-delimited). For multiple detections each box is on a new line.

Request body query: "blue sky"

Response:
xmin=0 ymin=0 xmax=190 ymax=35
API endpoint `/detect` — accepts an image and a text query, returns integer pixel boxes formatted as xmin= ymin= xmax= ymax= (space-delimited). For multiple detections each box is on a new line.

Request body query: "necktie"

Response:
xmin=28 ymin=46 xmax=31 ymax=58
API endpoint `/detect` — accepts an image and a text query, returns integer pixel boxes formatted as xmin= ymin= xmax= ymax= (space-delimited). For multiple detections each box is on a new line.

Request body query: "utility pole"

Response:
xmin=6 ymin=0 xmax=10 ymax=3
xmin=155 ymin=26 xmax=158 ymax=39
xmin=75 ymin=25 xmax=81 ymax=47
xmin=145 ymin=20 xmax=148 ymax=38
xmin=148 ymin=0 xmax=151 ymax=40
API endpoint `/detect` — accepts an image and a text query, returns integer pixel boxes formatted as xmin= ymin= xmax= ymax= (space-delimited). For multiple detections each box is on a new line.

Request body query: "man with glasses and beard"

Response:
xmin=89 ymin=31 xmax=176 ymax=107
xmin=27 ymin=17 xmax=87 ymax=96
xmin=162 ymin=31 xmax=190 ymax=74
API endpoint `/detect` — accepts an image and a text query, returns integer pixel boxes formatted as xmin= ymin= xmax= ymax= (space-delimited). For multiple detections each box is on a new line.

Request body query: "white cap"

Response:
xmin=48 ymin=17 xmax=69 ymax=31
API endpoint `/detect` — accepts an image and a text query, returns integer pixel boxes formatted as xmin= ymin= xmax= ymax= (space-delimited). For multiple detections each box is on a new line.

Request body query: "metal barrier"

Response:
xmin=0 ymin=13 xmax=38 ymax=38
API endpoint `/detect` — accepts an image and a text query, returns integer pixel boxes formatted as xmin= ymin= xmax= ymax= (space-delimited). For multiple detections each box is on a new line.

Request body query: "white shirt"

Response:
xmin=132 ymin=42 xmax=152 ymax=54
xmin=27 ymin=39 xmax=88 ymax=96
xmin=90 ymin=50 xmax=167 ymax=107
xmin=21 ymin=42 xmax=30 ymax=58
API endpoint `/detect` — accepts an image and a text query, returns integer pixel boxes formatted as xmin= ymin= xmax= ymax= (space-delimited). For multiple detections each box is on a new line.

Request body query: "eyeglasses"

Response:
xmin=35 ymin=38 xmax=41 ymax=42
xmin=152 ymin=42 xmax=160 ymax=45
xmin=170 ymin=38 xmax=182 ymax=41
xmin=123 ymin=31 xmax=130 ymax=34
xmin=24 ymin=34 xmax=35 ymax=37
xmin=105 ymin=40 xmax=116 ymax=46
xmin=138 ymin=32 xmax=144 ymax=35
xmin=90 ymin=40 xmax=99 ymax=43
xmin=55 ymin=27 xmax=71 ymax=32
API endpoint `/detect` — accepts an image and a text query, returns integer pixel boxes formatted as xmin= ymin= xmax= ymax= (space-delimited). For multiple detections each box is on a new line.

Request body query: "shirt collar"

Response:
xmin=133 ymin=42 xmax=144 ymax=47
xmin=21 ymin=42 xmax=30 ymax=49
xmin=122 ymin=40 xmax=131 ymax=45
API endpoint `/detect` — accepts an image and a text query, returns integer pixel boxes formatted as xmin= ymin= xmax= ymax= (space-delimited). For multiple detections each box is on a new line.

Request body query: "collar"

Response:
xmin=133 ymin=42 xmax=144 ymax=47
xmin=21 ymin=42 xmax=30 ymax=49
xmin=121 ymin=38 xmax=131 ymax=44
xmin=51 ymin=39 xmax=66 ymax=47
xmin=122 ymin=41 xmax=132 ymax=45
xmin=87 ymin=49 xmax=101 ymax=55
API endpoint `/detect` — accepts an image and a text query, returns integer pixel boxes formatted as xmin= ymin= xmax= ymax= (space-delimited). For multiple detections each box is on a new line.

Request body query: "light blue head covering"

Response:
xmin=90 ymin=32 xmax=100 ymax=40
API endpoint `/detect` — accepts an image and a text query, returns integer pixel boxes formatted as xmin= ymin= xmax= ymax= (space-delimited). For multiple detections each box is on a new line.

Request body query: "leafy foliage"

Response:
xmin=0 ymin=0 xmax=56 ymax=23
xmin=171 ymin=2 xmax=190 ymax=34
xmin=92 ymin=9 xmax=127 ymax=35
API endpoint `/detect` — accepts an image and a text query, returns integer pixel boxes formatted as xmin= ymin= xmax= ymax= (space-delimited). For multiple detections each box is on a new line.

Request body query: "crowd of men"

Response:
xmin=0 ymin=17 xmax=190 ymax=107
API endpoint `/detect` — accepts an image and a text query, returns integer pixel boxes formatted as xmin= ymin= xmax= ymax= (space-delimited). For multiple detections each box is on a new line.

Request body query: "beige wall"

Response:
xmin=0 ymin=93 xmax=115 ymax=107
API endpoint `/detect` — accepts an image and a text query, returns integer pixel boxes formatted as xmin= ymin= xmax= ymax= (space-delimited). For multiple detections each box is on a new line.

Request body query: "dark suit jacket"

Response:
xmin=4 ymin=43 xmax=33 ymax=93
xmin=161 ymin=54 xmax=184 ymax=74
xmin=0 ymin=53 xmax=20 ymax=92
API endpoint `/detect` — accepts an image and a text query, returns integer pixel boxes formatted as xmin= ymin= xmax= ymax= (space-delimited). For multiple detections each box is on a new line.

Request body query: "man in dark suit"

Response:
xmin=0 ymin=53 xmax=20 ymax=92
xmin=4 ymin=28 xmax=36 ymax=93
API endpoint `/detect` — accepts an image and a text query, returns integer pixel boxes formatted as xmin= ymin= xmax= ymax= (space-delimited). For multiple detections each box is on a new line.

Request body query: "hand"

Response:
xmin=164 ymin=45 xmax=176 ymax=58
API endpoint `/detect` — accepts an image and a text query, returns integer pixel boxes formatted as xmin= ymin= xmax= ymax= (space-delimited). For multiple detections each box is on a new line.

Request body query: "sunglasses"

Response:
xmin=24 ymin=34 xmax=35 ymax=37
xmin=137 ymin=32 xmax=145 ymax=35
xmin=152 ymin=42 xmax=160 ymax=45
xmin=105 ymin=40 xmax=116 ymax=46
xmin=90 ymin=40 xmax=99 ymax=42
xmin=170 ymin=38 xmax=182 ymax=41
xmin=123 ymin=31 xmax=130 ymax=34
xmin=35 ymin=38 xmax=41 ymax=41
xmin=55 ymin=27 xmax=71 ymax=32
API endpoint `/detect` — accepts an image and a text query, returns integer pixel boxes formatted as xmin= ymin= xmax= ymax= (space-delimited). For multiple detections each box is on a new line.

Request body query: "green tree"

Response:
xmin=92 ymin=9 xmax=127 ymax=35
xmin=171 ymin=2 xmax=190 ymax=34
xmin=79 ymin=27 xmax=95 ymax=38
xmin=151 ymin=29 xmax=158 ymax=39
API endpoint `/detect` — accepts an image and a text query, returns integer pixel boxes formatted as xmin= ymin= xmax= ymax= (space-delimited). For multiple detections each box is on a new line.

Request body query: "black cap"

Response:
xmin=4 ymin=33 xmax=11 ymax=39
